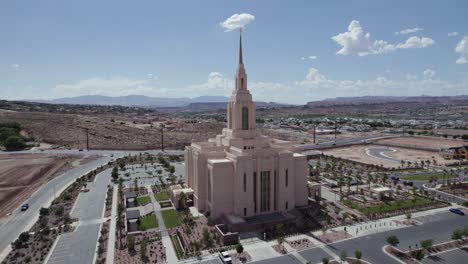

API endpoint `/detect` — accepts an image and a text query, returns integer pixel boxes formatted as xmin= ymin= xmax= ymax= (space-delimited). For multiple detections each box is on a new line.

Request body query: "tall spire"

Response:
xmin=239 ymin=28 xmax=243 ymax=65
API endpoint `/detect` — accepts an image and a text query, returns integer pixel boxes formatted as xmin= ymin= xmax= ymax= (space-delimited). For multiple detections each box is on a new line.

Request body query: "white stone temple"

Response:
xmin=184 ymin=30 xmax=308 ymax=220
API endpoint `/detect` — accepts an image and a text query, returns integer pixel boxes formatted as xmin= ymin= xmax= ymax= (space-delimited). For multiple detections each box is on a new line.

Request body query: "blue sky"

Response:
xmin=2 ymin=0 xmax=468 ymax=104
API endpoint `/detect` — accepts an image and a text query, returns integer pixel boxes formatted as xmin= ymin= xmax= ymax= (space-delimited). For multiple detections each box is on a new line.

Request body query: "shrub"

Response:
xmin=236 ymin=244 xmax=244 ymax=254
xmin=4 ymin=136 xmax=25 ymax=150
xmin=386 ymin=235 xmax=399 ymax=246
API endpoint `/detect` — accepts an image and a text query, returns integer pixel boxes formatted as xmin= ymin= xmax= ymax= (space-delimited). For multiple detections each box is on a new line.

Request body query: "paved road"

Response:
xmin=0 ymin=153 xmax=117 ymax=260
xmin=251 ymin=211 xmax=466 ymax=264
xmin=366 ymin=147 xmax=400 ymax=162
xmin=47 ymin=168 xmax=112 ymax=264
xmin=298 ymin=135 xmax=397 ymax=151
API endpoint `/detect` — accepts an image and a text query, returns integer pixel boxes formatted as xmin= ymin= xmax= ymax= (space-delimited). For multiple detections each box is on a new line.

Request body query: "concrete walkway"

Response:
xmin=147 ymin=185 xmax=178 ymax=264
xmin=106 ymin=185 xmax=118 ymax=264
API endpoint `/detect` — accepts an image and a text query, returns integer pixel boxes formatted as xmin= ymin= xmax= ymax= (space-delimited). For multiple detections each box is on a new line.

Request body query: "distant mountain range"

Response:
xmin=308 ymin=95 xmax=468 ymax=106
xmin=25 ymin=95 xmax=286 ymax=110
xmin=27 ymin=95 xmax=230 ymax=108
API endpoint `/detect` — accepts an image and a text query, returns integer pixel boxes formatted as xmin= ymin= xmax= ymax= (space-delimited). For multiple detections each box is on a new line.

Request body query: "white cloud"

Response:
xmin=448 ymin=32 xmax=459 ymax=37
xmin=395 ymin=27 xmax=422 ymax=35
xmin=220 ymin=13 xmax=255 ymax=32
xmin=423 ymin=69 xmax=435 ymax=79
xmin=146 ymin=73 xmax=158 ymax=80
xmin=332 ymin=20 xmax=434 ymax=56
xmin=54 ymin=76 xmax=154 ymax=97
xmin=298 ymin=67 xmax=466 ymax=101
xmin=10 ymin=64 xmax=20 ymax=71
xmin=455 ymin=36 xmax=468 ymax=64
xmin=300 ymin=55 xmax=317 ymax=61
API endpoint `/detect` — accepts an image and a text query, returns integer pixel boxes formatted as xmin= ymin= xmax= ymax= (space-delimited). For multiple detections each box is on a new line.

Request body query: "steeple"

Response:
xmin=239 ymin=28 xmax=243 ymax=65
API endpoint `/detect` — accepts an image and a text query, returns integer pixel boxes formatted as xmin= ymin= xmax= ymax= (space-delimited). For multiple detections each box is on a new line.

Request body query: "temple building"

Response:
xmin=184 ymin=31 xmax=308 ymax=220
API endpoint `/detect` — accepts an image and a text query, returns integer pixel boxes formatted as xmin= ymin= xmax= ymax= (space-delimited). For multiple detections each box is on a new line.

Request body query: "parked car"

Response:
xmin=391 ymin=176 xmax=400 ymax=181
xmin=219 ymin=250 xmax=232 ymax=264
xmin=449 ymin=208 xmax=465 ymax=216
xmin=21 ymin=204 xmax=29 ymax=211
xmin=403 ymin=181 xmax=413 ymax=186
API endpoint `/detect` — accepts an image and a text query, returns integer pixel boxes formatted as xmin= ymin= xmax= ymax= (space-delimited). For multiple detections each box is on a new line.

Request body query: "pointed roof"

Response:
xmin=239 ymin=28 xmax=243 ymax=65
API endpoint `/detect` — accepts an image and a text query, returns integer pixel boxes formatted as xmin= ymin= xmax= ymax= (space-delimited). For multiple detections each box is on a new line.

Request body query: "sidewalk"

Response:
xmin=147 ymin=185 xmax=178 ymax=264
xmin=106 ymin=185 xmax=118 ymax=264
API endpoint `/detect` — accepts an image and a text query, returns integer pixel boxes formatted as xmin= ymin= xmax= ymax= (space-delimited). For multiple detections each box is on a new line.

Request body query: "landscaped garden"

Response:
xmin=136 ymin=195 xmax=151 ymax=206
xmin=400 ymin=173 xmax=448 ymax=181
xmin=155 ymin=191 xmax=170 ymax=201
xmin=343 ymin=196 xmax=438 ymax=216
xmin=139 ymin=214 xmax=159 ymax=231
xmin=161 ymin=209 xmax=181 ymax=229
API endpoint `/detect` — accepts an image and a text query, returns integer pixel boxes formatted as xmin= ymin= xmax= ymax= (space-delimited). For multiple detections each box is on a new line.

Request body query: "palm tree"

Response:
xmin=367 ymin=175 xmax=373 ymax=189
xmin=356 ymin=175 xmax=362 ymax=192
xmin=179 ymin=191 xmax=188 ymax=210
xmin=346 ymin=177 xmax=352 ymax=194
xmin=338 ymin=176 xmax=344 ymax=198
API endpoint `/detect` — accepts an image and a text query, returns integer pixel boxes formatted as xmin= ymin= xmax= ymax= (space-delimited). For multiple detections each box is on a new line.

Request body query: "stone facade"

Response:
xmin=185 ymin=31 xmax=308 ymax=219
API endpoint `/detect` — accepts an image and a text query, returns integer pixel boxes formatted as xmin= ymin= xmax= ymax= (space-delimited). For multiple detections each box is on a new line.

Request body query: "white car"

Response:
xmin=219 ymin=250 xmax=232 ymax=264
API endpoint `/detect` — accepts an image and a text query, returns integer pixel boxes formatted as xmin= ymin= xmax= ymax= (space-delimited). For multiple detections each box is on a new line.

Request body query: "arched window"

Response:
xmin=242 ymin=107 xmax=249 ymax=130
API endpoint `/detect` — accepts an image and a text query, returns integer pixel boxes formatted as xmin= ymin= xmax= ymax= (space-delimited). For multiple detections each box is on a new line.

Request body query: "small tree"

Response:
xmin=452 ymin=229 xmax=463 ymax=240
xmin=111 ymin=166 xmax=119 ymax=181
xmin=322 ymin=257 xmax=329 ymax=264
xmin=420 ymin=239 xmax=433 ymax=252
xmin=236 ymin=243 xmax=244 ymax=254
xmin=39 ymin=207 xmax=50 ymax=216
xmin=354 ymin=250 xmax=362 ymax=260
xmin=386 ymin=235 xmax=400 ymax=247
xmin=340 ymin=250 xmax=347 ymax=263
xmin=128 ymin=235 xmax=135 ymax=253
xmin=406 ymin=212 xmax=412 ymax=220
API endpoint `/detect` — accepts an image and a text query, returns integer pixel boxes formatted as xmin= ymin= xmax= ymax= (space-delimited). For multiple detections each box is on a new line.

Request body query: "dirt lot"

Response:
xmin=0 ymin=153 xmax=98 ymax=217
xmin=0 ymin=111 xmax=224 ymax=150
xmin=375 ymin=136 xmax=465 ymax=149
xmin=322 ymin=145 xmax=450 ymax=168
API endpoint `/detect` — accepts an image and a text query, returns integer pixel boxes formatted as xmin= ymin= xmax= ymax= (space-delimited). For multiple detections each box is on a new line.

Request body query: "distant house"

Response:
xmin=441 ymin=146 xmax=468 ymax=160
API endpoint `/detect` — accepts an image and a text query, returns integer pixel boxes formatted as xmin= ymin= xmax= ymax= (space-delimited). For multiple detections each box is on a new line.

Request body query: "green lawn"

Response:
xmin=155 ymin=191 xmax=170 ymax=201
xmin=161 ymin=209 xmax=181 ymax=229
xmin=400 ymin=173 xmax=449 ymax=181
xmin=344 ymin=196 xmax=434 ymax=216
xmin=139 ymin=214 xmax=159 ymax=231
xmin=136 ymin=195 xmax=151 ymax=206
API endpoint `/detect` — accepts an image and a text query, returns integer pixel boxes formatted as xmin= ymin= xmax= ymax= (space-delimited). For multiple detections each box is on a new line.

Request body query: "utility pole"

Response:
xmin=160 ymin=126 xmax=164 ymax=152
xmin=334 ymin=121 xmax=337 ymax=142
xmin=313 ymin=125 xmax=316 ymax=144
xmin=85 ymin=128 xmax=89 ymax=151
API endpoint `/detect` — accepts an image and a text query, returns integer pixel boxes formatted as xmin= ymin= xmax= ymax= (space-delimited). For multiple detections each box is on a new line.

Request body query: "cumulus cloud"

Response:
xmin=448 ymin=32 xmax=459 ymax=37
xmin=395 ymin=27 xmax=422 ymax=35
xmin=332 ymin=20 xmax=434 ymax=56
xmin=220 ymin=13 xmax=255 ymax=32
xmin=455 ymin=36 xmax=468 ymax=64
xmin=10 ymin=64 xmax=20 ymax=71
xmin=298 ymin=67 xmax=466 ymax=101
xmin=53 ymin=76 xmax=155 ymax=97
xmin=300 ymin=55 xmax=317 ymax=61
xmin=423 ymin=69 xmax=435 ymax=79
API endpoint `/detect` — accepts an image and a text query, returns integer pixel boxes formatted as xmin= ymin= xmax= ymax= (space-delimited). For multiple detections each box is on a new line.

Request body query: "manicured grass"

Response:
xmin=344 ymin=196 xmax=434 ymax=216
xmin=155 ymin=191 xmax=170 ymax=201
xmin=401 ymin=173 xmax=449 ymax=181
xmin=136 ymin=195 xmax=151 ymax=206
xmin=161 ymin=209 xmax=181 ymax=229
xmin=139 ymin=214 xmax=158 ymax=231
